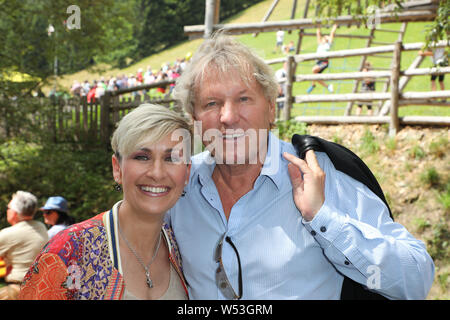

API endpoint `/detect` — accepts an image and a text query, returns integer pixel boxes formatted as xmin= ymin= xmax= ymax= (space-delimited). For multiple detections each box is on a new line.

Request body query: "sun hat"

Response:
xmin=41 ymin=196 xmax=69 ymax=213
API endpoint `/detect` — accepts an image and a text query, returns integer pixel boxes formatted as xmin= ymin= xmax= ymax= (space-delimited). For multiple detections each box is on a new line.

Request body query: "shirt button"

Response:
xmin=320 ymin=226 xmax=327 ymax=232
xmin=344 ymin=260 xmax=350 ymax=265
xmin=311 ymin=230 xmax=317 ymax=236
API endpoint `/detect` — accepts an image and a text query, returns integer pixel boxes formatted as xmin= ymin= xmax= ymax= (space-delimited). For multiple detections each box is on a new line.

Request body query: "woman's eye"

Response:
xmin=240 ymin=96 xmax=249 ymax=102
xmin=134 ymin=155 xmax=149 ymax=161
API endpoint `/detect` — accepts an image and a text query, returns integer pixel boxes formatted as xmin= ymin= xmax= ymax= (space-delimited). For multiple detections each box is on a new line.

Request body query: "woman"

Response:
xmin=41 ymin=196 xmax=74 ymax=239
xmin=19 ymin=103 xmax=192 ymax=300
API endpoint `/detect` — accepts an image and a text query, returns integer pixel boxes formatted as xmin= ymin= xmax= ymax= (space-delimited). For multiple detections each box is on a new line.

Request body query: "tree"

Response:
xmin=0 ymin=0 xmax=136 ymax=97
xmin=313 ymin=0 xmax=448 ymax=46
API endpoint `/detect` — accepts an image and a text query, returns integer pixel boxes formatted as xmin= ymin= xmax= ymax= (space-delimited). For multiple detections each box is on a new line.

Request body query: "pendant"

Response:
xmin=145 ymin=270 xmax=153 ymax=288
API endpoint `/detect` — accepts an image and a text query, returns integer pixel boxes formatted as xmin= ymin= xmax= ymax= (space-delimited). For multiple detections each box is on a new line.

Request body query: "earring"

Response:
xmin=114 ymin=183 xmax=122 ymax=192
xmin=181 ymin=190 xmax=186 ymax=197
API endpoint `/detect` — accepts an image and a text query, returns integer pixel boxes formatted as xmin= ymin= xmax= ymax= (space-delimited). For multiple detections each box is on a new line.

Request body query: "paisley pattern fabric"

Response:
xmin=19 ymin=206 xmax=187 ymax=300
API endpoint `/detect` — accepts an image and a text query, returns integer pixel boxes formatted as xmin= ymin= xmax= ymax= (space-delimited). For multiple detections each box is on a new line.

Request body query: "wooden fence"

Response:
xmin=0 ymin=80 xmax=177 ymax=145
xmin=272 ymin=40 xmax=449 ymax=136
xmin=2 ymin=39 xmax=448 ymax=145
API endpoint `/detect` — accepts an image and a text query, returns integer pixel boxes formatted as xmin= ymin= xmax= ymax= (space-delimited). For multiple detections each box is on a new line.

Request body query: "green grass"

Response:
xmin=56 ymin=0 xmax=449 ymax=117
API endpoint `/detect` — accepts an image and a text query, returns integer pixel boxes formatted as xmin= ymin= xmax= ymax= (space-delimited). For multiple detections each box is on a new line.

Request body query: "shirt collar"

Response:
xmin=194 ymin=131 xmax=285 ymax=190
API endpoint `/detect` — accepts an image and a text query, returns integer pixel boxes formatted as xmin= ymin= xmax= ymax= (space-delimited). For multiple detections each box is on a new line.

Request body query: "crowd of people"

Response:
xmin=69 ymin=53 xmax=192 ymax=103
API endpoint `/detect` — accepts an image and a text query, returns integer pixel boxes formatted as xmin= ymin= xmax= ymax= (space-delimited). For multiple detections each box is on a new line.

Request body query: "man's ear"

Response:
xmin=268 ymin=101 xmax=276 ymax=124
xmin=112 ymin=154 xmax=122 ymax=184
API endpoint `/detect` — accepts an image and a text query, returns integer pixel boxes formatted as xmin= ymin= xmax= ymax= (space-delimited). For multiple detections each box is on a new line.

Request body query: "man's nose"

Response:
xmin=220 ymin=100 xmax=240 ymax=125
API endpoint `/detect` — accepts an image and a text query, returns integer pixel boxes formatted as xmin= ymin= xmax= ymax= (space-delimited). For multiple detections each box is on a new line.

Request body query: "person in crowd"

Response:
xmin=169 ymin=32 xmax=434 ymax=300
xmin=356 ymin=61 xmax=375 ymax=116
xmin=0 ymin=191 xmax=48 ymax=300
xmin=87 ymin=81 xmax=97 ymax=103
xmin=275 ymin=61 xmax=288 ymax=117
xmin=70 ymin=81 xmax=82 ymax=97
xmin=284 ymin=40 xmax=295 ymax=54
xmin=307 ymin=24 xmax=337 ymax=94
xmin=19 ymin=104 xmax=191 ymax=300
xmin=274 ymin=29 xmax=285 ymax=53
xmin=419 ymin=47 xmax=448 ymax=94
xmin=40 ymin=196 xmax=74 ymax=239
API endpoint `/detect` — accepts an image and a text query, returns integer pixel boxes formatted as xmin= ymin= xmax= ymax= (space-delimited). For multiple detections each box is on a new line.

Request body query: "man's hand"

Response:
xmin=283 ymin=150 xmax=325 ymax=222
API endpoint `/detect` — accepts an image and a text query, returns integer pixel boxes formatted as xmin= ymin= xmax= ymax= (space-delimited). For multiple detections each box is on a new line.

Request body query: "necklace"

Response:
xmin=118 ymin=220 xmax=162 ymax=288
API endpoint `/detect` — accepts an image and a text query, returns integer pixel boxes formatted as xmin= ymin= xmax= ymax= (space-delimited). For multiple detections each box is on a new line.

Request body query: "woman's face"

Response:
xmin=43 ymin=210 xmax=59 ymax=226
xmin=112 ymin=133 xmax=190 ymax=218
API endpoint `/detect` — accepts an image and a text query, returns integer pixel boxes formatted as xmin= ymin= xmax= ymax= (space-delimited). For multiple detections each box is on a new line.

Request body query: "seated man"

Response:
xmin=0 ymin=191 xmax=48 ymax=300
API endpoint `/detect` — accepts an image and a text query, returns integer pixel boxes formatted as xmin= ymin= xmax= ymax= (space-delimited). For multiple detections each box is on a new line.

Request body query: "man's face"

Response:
xmin=6 ymin=200 xmax=17 ymax=225
xmin=193 ymin=67 xmax=275 ymax=165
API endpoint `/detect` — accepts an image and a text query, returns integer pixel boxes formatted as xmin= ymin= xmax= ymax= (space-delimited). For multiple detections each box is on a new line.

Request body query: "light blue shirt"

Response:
xmin=167 ymin=132 xmax=434 ymax=300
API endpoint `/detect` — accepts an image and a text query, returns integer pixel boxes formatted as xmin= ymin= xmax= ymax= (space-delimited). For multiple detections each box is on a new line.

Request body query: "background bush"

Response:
xmin=0 ymin=139 xmax=121 ymax=229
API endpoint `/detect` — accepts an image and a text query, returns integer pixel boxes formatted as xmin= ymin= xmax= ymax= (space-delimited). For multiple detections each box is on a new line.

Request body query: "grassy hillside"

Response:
xmin=56 ymin=0 xmax=449 ymax=119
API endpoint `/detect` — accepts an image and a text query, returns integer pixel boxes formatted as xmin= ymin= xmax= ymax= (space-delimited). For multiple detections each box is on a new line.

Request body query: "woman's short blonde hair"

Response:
xmin=173 ymin=32 xmax=279 ymax=117
xmin=111 ymin=103 xmax=191 ymax=160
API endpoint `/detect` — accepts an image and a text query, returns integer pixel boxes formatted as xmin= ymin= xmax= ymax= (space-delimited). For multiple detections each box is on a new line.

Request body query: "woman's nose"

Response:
xmin=145 ymin=160 xmax=166 ymax=181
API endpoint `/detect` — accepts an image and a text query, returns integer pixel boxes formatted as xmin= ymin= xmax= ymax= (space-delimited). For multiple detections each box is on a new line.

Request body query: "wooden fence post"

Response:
xmin=204 ymin=0 xmax=216 ymax=39
xmin=100 ymin=91 xmax=112 ymax=147
xmin=389 ymin=41 xmax=402 ymax=137
xmin=283 ymin=55 xmax=294 ymax=121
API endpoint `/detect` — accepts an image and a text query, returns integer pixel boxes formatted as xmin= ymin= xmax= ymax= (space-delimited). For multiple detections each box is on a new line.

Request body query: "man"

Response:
xmin=0 ymin=191 xmax=48 ymax=300
xmin=306 ymin=24 xmax=337 ymax=94
xmin=169 ymin=33 xmax=434 ymax=299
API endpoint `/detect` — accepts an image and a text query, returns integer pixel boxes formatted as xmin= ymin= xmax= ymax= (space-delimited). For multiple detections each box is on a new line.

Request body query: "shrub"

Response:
xmin=360 ymin=128 xmax=379 ymax=155
xmin=275 ymin=120 xmax=308 ymax=142
xmin=409 ymin=144 xmax=426 ymax=160
xmin=420 ymin=167 xmax=441 ymax=188
xmin=0 ymin=139 xmax=121 ymax=229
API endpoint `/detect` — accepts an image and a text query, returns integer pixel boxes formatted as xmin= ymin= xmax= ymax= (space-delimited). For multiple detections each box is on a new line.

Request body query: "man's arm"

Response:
xmin=283 ymin=151 xmax=435 ymax=299
xmin=316 ymin=26 xmax=322 ymax=44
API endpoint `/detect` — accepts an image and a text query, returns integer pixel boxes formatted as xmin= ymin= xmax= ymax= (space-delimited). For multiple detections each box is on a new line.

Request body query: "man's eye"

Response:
xmin=206 ymin=101 xmax=217 ymax=107
xmin=240 ymin=96 xmax=249 ymax=102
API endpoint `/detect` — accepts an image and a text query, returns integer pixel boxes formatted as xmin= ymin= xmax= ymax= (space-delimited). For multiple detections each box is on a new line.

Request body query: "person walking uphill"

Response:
xmin=169 ymin=32 xmax=434 ymax=300
xmin=20 ymin=104 xmax=191 ymax=300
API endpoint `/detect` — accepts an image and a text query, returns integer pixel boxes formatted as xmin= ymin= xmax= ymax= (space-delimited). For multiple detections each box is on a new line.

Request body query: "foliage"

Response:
xmin=360 ymin=128 xmax=379 ymax=155
xmin=424 ymin=0 xmax=450 ymax=47
xmin=420 ymin=166 xmax=441 ymax=188
xmin=409 ymin=144 xmax=426 ymax=160
xmin=0 ymin=0 xmax=136 ymax=97
xmin=275 ymin=120 xmax=308 ymax=141
xmin=426 ymin=218 xmax=450 ymax=261
xmin=132 ymin=0 xmax=263 ymax=61
xmin=0 ymin=139 xmax=121 ymax=229
xmin=312 ymin=0 xmax=448 ymax=45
